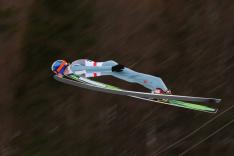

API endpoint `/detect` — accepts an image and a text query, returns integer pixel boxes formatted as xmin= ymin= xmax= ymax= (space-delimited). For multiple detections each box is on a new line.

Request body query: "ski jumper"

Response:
xmin=68 ymin=59 xmax=168 ymax=92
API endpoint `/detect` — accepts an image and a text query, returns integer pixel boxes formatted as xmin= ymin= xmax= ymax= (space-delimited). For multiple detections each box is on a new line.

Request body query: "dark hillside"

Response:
xmin=0 ymin=0 xmax=233 ymax=155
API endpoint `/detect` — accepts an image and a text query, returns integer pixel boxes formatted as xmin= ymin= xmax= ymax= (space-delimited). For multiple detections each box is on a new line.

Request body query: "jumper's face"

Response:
xmin=63 ymin=66 xmax=70 ymax=75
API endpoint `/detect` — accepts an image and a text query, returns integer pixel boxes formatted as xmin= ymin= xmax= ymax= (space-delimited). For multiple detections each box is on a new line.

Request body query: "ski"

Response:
xmin=66 ymin=74 xmax=216 ymax=112
xmin=54 ymin=75 xmax=219 ymax=112
xmin=54 ymin=75 xmax=221 ymax=104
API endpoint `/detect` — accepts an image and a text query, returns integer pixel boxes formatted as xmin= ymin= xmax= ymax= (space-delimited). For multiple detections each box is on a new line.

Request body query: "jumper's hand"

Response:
xmin=112 ymin=64 xmax=125 ymax=72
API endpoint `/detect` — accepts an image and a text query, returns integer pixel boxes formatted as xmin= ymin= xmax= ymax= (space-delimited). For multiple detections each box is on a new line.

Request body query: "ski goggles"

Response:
xmin=54 ymin=61 xmax=68 ymax=74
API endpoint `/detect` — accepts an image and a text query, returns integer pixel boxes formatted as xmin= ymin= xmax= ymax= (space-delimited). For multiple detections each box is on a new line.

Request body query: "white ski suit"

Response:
xmin=68 ymin=59 xmax=168 ymax=91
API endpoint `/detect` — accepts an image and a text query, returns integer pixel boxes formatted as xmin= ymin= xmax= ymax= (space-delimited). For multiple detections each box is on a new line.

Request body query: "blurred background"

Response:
xmin=0 ymin=0 xmax=233 ymax=155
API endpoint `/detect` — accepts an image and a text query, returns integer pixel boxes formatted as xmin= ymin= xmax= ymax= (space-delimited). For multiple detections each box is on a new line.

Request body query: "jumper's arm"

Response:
xmin=71 ymin=64 xmax=112 ymax=72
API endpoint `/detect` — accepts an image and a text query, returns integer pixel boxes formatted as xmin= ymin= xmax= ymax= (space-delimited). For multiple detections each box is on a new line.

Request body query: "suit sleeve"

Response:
xmin=71 ymin=65 xmax=112 ymax=72
xmin=70 ymin=59 xmax=113 ymax=77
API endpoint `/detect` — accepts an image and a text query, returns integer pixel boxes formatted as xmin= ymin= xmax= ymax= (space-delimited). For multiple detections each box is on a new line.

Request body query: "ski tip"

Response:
xmin=207 ymin=98 xmax=222 ymax=104
xmin=216 ymin=99 xmax=222 ymax=103
xmin=207 ymin=108 xmax=219 ymax=113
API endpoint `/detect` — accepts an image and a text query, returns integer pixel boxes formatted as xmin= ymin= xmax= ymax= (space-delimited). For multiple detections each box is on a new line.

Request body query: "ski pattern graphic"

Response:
xmin=129 ymin=96 xmax=217 ymax=113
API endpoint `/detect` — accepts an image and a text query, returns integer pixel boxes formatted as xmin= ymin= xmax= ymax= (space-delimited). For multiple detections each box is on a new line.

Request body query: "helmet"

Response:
xmin=51 ymin=60 xmax=68 ymax=74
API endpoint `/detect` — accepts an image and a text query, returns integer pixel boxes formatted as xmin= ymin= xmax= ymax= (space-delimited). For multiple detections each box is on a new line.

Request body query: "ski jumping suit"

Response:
xmin=68 ymin=59 xmax=168 ymax=92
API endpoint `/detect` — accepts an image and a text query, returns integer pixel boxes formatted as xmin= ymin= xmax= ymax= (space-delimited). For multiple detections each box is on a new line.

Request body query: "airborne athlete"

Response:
xmin=51 ymin=59 xmax=221 ymax=113
xmin=51 ymin=59 xmax=171 ymax=95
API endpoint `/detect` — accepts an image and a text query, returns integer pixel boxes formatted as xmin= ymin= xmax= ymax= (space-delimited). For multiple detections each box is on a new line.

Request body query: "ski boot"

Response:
xmin=152 ymin=88 xmax=172 ymax=102
xmin=152 ymin=88 xmax=172 ymax=95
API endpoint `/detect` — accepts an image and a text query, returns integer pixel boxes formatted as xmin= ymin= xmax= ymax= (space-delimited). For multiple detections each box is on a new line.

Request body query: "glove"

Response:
xmin=112 ymin=64 xmax=125 ymax=72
